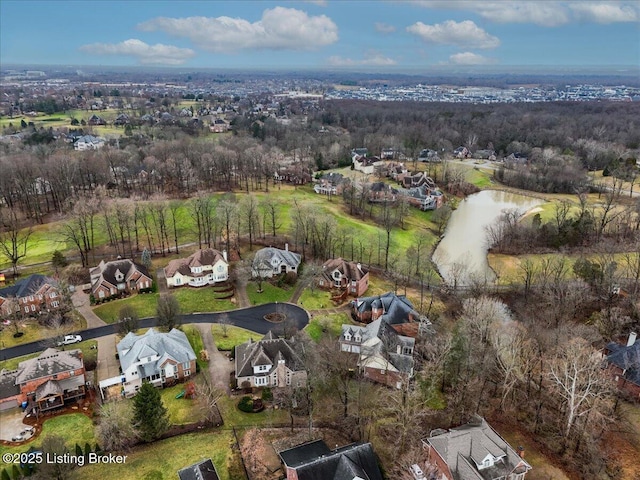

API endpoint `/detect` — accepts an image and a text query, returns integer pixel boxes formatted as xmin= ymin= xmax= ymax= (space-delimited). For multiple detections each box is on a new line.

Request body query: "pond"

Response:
xmin=433 ymin=190 xmax=544 ymax=286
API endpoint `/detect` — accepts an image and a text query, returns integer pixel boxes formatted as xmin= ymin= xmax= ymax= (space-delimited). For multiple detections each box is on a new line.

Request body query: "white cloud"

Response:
xmin=407 ymin=20 xmax=500 ymax=49
xmin=569 ymin=2 xmax=638 ymax=23
xmin=448 ymin=51 xmax=497 ymax=65
xmin=80 ymin=39 xmax=195 ymax=65
xmin=303 ymin=0 xmax=328 ymax=5
xmin=138 ymin=7 xmax=338 ymax=52
xmin=408 ymin=1 xmax=638 ymax=26
xmin=328 ymin=51 xmax=397 ymax=66
xmin=375 ymin=22 xmax=396 ymax=34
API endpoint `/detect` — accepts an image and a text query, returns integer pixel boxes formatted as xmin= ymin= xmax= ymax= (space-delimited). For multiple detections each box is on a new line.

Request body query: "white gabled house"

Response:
xmin=164 ymin=248 xmax=229 ymax=288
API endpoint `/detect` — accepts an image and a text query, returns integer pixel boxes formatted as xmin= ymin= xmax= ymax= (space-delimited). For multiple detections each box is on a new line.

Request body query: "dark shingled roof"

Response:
xmin=0 ymin=274 xmax=57 ymax=299
xmin=235 ymin=332 xmax=305 ymax=378
xmin=280 ymin=441 xmax=383 ymax=480
xmin=606 ymin=339 xmax=640 ymax=386
xmin=177 ymin=458 xmax=220 ymax=480
xmin=353 ymin=292 xmax=421 ymax=325
xmin=90 ymin=259 xmax=151 ymax=290
xmin=15 ymin=348 xmax=83 ymax=385
xmin=320 ymin=258 xmax=368 ymax=285
xmin=0 ymin=370 xmax=20 ymax=401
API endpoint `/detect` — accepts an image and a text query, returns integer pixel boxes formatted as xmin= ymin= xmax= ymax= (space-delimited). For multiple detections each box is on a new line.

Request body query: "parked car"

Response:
xmin=57 ymin=334 xmax=82 ymax=346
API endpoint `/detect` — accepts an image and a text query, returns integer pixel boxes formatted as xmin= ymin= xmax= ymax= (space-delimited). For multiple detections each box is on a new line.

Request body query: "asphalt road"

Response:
xmin=0 ymin=302 xmax=309 ymax=361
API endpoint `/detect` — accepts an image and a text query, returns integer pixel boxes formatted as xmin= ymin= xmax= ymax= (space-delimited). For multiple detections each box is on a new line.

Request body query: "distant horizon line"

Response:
xmin=2 ymin=63 xmax=639 ymax=75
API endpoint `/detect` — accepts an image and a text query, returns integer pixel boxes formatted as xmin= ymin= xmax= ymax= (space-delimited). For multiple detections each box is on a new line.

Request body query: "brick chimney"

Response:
xmin=517 ymin=446 xmax=525 ymax=458
xmin=627 ymin=332 xmax=638 ymax=347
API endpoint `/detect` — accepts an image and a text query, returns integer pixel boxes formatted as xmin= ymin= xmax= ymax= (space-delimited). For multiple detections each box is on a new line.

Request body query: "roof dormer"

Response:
xmin=115 ymin=269 xmax=124 ymax=282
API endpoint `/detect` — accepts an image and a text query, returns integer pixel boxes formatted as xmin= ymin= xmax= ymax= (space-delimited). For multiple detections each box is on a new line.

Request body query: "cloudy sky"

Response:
xmin=1 ymin=1 xmax=638 ymax=69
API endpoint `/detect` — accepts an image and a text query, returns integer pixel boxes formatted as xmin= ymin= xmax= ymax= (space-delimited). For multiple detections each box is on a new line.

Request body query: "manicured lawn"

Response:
xmin=211 ymin=324 xmax=260 ymax=351
xmin=298 ymin=288 xmax=332 ymax=310
xmin=93 ymin=288 xmax=237 ymax=323
xmin=246 ymin=281 xmax=292 ymax=305
xmin=93 ymin=293 xmax=159 ymax=323
xmin=216 ymin=394 xmax=290 ymax=427
xmin=305 ymin=313 xmax=351 ymax=342
xmin=0 ymin=312 xmax=87 ymax=349
xmin=159 ymin=383 xmax=206 ymax=425
xmin=0 ymin=413 xmax=96 ymax=459
xmin=72 ymin=430 xmax=240 ymax=480
xmin=173 ymin=287 xmax=236 ymax=313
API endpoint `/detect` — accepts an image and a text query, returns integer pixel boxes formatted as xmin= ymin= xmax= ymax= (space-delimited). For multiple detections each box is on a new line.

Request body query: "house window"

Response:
xmin=344 ymin=333 xmax=352 ymax=341
xmin=218 ymin=265 xmax=223 ymax=271
xmin=341 ymin=343 xmax=350 ymax=352
xmin=99 ymin=290 xmax=105 ymax=299
xmin=183 ymin=370 xmax=191 ymax=377
xmin=255 ymin=376 xmax=268 ymax=386
xmin=31 ymin=304 xmax=36 ymax=312
xmin=24 ymin=306 xmax=29 ymax=313
xmin=175 ymin=277 xmax=181 ymax=285
xmin=380 ymin=369 xmax=386 ymax=375
xmin=50 ymin=292 xmax=57 ymax=299
xmin=354 ymin=335 xmax=361 ymax=342
xmin=182 ymin=362 xmax=190 ymax=369
xmin=29 ymin=295 xmax=34 ymax=302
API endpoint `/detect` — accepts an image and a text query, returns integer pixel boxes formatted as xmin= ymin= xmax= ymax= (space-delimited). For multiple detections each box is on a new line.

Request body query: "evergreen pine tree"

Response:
xmin=132 ymin=382 xmax=170 ymax=442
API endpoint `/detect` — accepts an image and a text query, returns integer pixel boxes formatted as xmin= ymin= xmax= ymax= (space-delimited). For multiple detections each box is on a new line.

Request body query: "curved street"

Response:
xmin=0 ymin=302 xmax=309 ymax=361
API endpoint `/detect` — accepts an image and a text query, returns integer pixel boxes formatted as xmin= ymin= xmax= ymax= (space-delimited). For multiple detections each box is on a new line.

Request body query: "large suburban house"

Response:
xmin=423 ymin=416 xmax=532 ymax=480
xmin=352 ymin=292 xmax=429 ymax=337
xmin=73 ymin=135 xmax=105 ymax=151
xmin=164 ymin=248 xmax=229 ymax=288
xmin=340 ymin=318 xmax=415 ymax=389
xmin=252 ymin=246 xmax=301 ymax=279
xmin=313 ymin=172 xmax=348 ymax=195
xmin=0 ymin=274 xmax=61 ymax=317
xmin=116 ymin=328 xmax=197 ymax=397
xmin=279 ymin=440 xmax=383 ymax=480
xmin=604 ymin=332 xmax=640 ymax=399
xmin=0 ymin=348 xmax=86 ymax=413
xmin=318 ymin=258 xmax=369 ymax=297
xmin=90 ymin=259 xmax=152 ymax=300
xmin=235 ymin=331 xmax=307 ymax=389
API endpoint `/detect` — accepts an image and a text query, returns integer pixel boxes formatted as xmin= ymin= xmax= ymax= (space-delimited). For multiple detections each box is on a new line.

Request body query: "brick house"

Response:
xmin=90 ymin=259 xmax=152 ymax=301
xmin=235 ymin=331 xmax=307 ymax=389
xmin=164 ymin=248 xmax=229 ymax=288
xmin=0 ymin=274 xmax=62 ymax=317
xmin=278 ymin=440 xmax=383 ymax=480
xmin=115 ymin=328 xmax=197 ymax=397
xmin=604 ymin=332 xmax=640 ymax=399
xmin=318 ymin=258 xmax=369 ymax=297
xmin=352 ymin=292 xmax=432 ymax=339
xmin=0 ymin=348 xmax=85 ymax=413
xmin=423 ymin=415 xmax=531 ymax=480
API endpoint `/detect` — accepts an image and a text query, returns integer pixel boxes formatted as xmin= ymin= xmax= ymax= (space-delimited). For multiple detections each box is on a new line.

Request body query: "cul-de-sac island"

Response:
xmin=1 ymin=3 xmax=640 ymax=480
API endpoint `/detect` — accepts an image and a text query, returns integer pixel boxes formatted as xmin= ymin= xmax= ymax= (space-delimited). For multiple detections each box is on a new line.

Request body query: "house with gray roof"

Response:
xmin=0 ymin=348 xmax=85 ymax=413
xmin=235 ymin=331 xmax=307 ymax=389
xmin=116 ymin=328 xmax=196 ymax=397
xmin=164 ymin=248 xmax=228 ymax=288
xmin=341 ymin=318 xmax=415 ymax=389
xmin=604 ymin=332 xmax=640 ymax=399
xmin=279 ymin=440 xmax=383 ymax=480
xmin=252 ymin=246 xmax=301 ymax=279
xmin=352 ymin=292 xmax=429 ymax=334
xmin=73 ymin=134 xmax=105 ymax=151
xmin=90 ymin=258 xmax=152 ymax=301
xmin=423 ymin=415 xmax=531 ymax=480
xmin=178 ymin=458 xmax=220 ymax=480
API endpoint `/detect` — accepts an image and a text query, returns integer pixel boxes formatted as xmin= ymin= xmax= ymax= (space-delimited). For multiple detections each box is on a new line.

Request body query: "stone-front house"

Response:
xmin=279 ymin=440 xmax=383 ymax=480
xmin=0 ymin=274 xmax=62 ymax=317
xmin=318 ymin=258 xmax=369 ymax=297
xmin=0 ymin=348 xmax=85 ymax=413
xmin=423 ymin=415 xmax=531 ymax=480
xmin=604 ymin=332 xmax=640 ymax=399
xmin=90 ymin=259 xmax=152 ymax=300
xmin=235 ymin=332 xmax=307 ymax=389
xmin=117 ymin=328 xmax=197 ymax=397
xmin=164 ymin=248 xmax=229 ymax=288
xmin=252 ymin=246 xmax=301 ymax=279
xmin=340 ymin=318 xmax=415 ymax=389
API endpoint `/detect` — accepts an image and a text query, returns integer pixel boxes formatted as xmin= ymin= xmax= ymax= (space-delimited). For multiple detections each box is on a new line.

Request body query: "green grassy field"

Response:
xmin=297 ymin=288 xmax=332 ymax=310
xmin=0 ymin=312 xmax=87 ymax=349
xmin=216 ymin=394 xmax=290 ymax=427
xmin=182 ymin=325 xmax=207 ymax=371
xmin=211 ymin=324 xmax=260 ymax=351
xmin=0 ymin=413 xmax=96 ymax=459
xmin=246 ymin=281 xmax=292 ymax=305
xmin=159 ymin=383 xmax=206 ymax=425
xmin=72 ymin=430 xmax=240 ymax=480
